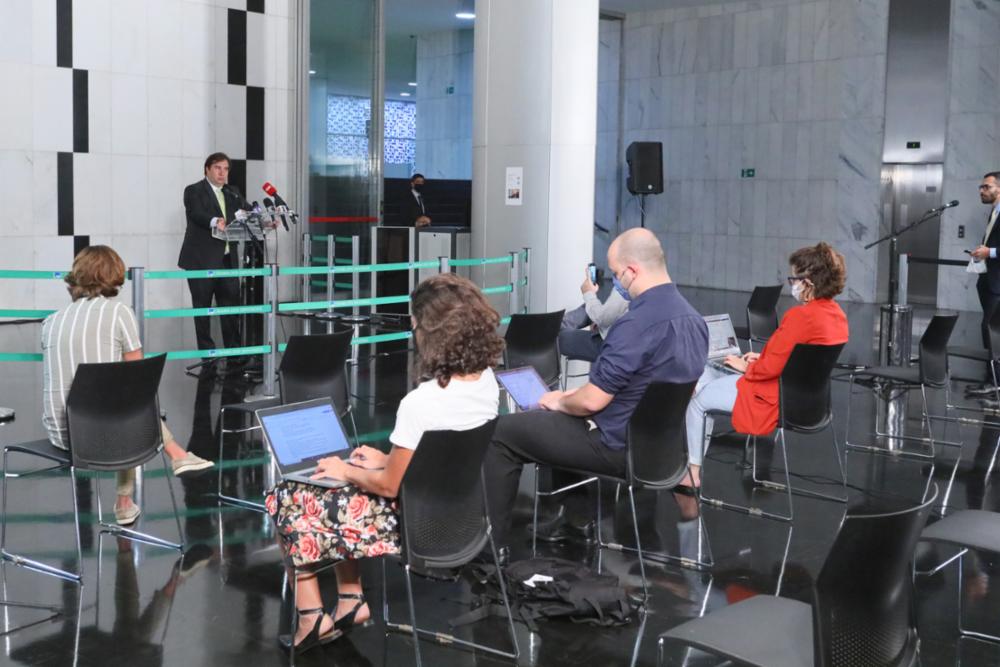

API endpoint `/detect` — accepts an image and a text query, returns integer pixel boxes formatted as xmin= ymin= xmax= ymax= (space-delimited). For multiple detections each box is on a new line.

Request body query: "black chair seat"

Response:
xmin=220 ymin=397 xmax=282 ymax=415
xmin=947 ymin=345 xmax=991 ymax=362
xmin=854 ymin=365 xmax=921 ymax=385
xmin=3 ymin=439 xmax=71 ymax=466
xmin=921 ymin=510 xmax=1000 ymax=553
xmin=661 ymin=595 xmax=813 ymax=667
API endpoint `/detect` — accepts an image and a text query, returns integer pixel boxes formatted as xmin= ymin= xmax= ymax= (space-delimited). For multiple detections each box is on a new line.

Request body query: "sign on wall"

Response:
xmin=505 ymin=167 xmax=523 ymax=206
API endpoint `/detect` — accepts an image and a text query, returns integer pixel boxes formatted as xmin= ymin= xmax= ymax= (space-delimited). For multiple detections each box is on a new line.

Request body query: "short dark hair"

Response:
xmin=410 ymin=173 xmax=425 ymax=183
xmin=984 ymin=172 xmax=1000 ymax=182
xmin=789 ymin=242 xmax=846 ymax=300
xmin=410 ymin=273 xmax=504 ymax=388
xmin=204 ymin=152 xmax=230 ymax=172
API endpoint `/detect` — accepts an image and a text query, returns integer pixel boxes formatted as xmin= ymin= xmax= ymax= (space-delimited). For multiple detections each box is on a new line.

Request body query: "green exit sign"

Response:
xmin=445 ymin=85 xmax=455 ymax=95
xmin=906 ymin=141 xmax=921 ymax=149
xmin=740 ymin=168 xmax=756 ymax=178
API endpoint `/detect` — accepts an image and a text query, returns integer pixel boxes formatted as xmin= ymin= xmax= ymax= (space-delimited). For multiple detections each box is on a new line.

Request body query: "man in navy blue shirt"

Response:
xmin=484 ymin=228 xmax=709 ymax=550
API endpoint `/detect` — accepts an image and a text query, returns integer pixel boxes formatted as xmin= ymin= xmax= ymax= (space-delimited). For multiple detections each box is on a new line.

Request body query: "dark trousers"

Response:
xmin=557 ymin=329 xmax=603 ymax=363
xmin=977 ymin=275 xmax=1000 ymax=380
xmin=187 ymin=256 xmax=241 ymax=350
xmin=483 ymin=410 xmax=626 ymax=548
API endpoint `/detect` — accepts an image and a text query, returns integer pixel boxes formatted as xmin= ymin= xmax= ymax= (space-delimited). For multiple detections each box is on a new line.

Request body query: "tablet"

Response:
xmin=496 ymin=366 xmax=550 ymax=411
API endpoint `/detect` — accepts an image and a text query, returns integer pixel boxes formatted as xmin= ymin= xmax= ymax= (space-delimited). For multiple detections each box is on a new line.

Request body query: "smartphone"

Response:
xmin=587 ymin=263 xmax=597 ymax=284
xmin=964 ymin=249 xmax=972 ymax=254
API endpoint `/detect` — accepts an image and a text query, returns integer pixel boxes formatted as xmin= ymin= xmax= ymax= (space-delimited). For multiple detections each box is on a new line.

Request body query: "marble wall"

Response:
xmin=594 ymin=17 xmax=622 ymax=269
xmin=938 ymin=0 xmax=1000 ymax=312
xmin=617 ymin=0 xmax=889 ymax=303
xmin=0 ymin=0 xmax=298 ymax=353
xmin=414 ymin=29 xmax=473 ymax=180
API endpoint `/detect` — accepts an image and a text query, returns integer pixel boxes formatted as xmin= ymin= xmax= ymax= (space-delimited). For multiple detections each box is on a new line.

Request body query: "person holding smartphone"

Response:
xmin=558 ymin=261 xmax=629 ymax=363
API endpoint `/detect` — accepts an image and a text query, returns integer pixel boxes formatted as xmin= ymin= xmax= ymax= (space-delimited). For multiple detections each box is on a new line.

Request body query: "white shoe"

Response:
xmin=172 ymin=453 xmax=215 ymax=477
xmin=115 ymin=503 xmax=141 ymax=525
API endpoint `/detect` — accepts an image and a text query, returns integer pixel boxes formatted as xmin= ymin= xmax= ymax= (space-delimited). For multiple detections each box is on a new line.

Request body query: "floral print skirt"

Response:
xmin=266 ymin=481 xmax=401 ymax=568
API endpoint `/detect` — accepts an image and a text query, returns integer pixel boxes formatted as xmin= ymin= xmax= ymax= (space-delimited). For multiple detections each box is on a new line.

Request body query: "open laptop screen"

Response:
xmin=259 ymin=402 xmax=350 ymax=468
xmin=496 ymin=366 xmax=549 ymax=411
xmin=704 ymin=314 xmax=741 ymax=360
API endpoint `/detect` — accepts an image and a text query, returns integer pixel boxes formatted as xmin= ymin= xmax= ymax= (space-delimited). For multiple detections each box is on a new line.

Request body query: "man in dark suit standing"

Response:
xmin=403 ymin=173 xmax=431 ymax=227
xmin=970 ymin=171 xmax=1000 ymax=382
xmin=178 ymin=152 xmax=250 ymax=352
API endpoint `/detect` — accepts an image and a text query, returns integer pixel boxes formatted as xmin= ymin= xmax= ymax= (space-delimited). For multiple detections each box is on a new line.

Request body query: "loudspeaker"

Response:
xmin=626 ymin=142 xmax=663 ymax=195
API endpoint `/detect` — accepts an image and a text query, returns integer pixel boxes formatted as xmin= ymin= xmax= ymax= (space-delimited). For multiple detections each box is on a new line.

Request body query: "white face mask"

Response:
xmin=791 ymin=281 xmax=806 ymax=302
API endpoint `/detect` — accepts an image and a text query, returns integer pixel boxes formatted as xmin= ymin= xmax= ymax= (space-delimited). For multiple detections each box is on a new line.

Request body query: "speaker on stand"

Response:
xmin=626 ymin=141 xmax=663 ymax=228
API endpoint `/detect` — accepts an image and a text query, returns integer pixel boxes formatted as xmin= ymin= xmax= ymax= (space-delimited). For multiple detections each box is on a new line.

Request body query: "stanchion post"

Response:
xmin=302 ymin=233 xmax=311 ymax=335
xmin=131 ymin=267 xmax=145 ymax=345
xmin=438 ymin=256 xmax=449 ymax=274
xmin=508 ymin=252 xmax=519 ymax=317
xmin=326 ymin=234 xmax=335 ymax=326
xmin=263 ymin=263 xmax=278 ymax=398
xmin=352 ymin=235 xmax=361 ymax=319
xmin=521 ymin=247 xmax=531 ymax=313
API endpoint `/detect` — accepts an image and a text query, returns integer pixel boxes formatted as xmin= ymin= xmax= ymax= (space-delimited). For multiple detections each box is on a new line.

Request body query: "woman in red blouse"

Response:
xmin=684 ymin=242 xmax=849 ymax=487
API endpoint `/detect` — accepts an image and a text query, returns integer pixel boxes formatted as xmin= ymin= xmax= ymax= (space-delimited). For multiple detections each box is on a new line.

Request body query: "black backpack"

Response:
xmin=454 ymin=557 xmax=639 ymax=632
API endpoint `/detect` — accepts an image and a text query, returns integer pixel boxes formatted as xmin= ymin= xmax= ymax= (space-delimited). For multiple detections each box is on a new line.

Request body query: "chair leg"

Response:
xmin=216 ymin=407 xmax=226 ymax=501
xmin=531 ymin=464 xmax=540 ymax=557
xmin=290 ymin=570 xmax=299 ymax=667
xmin=403 ymin=564 xmax=423 ymax=667
xmin=488 ymin=527 xmax=520 ymax=660
xmin=162 ymin=451 xmax=185 ymax=548
xmin=99 ymin=462 xmax=182 ymax=552
xmin=626 ymin=486 xmax=648 ymax=602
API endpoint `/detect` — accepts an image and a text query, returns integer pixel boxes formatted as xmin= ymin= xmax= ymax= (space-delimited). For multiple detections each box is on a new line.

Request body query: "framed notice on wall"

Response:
xmin=505 ymin=167 xmax=523 ymax=206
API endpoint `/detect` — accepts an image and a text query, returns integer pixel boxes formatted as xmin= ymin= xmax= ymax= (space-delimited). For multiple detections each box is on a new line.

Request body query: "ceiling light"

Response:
xmin=456 ymin=0 xmax=474 ymax=20
xmin=400 ymin=92 xmax=411 ymax=97
xmin=407 ymin=82 xmax=417 ymax=87
xmin=308 ymin=69 xmax=316 ymax=75
xmin=456 ymin=12 xmax=475 ymax=19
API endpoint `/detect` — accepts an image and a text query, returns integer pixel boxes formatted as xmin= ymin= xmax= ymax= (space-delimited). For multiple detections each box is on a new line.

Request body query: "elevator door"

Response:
xmin=879 ymin=163 xmax=943 ymax=305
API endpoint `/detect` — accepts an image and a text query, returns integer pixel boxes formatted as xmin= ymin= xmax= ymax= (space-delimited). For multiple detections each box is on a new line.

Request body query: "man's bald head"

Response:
xmin=609 ymin=228 xmax=666 ymax=272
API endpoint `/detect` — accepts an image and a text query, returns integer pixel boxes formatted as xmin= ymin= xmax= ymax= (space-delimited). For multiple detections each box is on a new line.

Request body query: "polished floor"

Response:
xmin=0 ymin=288 xmax=999 ymax=666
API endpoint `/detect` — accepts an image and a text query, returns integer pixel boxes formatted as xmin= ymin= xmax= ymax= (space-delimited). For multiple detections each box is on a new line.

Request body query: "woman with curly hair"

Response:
xmin=266 ymin=272 xmax=505 ymax=654
xmin=683 ymin=242 xmax=850 ymax=488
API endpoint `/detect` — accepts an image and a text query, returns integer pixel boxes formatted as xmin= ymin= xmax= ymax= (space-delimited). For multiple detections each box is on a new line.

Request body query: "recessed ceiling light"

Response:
xmin=308 ymin=69 xmax=317 ymax=75
xmin=455 ymin=12 xmax=475 ymax=19
xmin=407 ymin=82 xmax=417 ymax=87
xmin=400 ymin=92 xmax=411 ymax=97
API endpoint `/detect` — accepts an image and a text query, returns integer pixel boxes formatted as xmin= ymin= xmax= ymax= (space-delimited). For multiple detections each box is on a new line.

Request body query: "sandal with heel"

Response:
xmin=332 ymin=593 xmax=372 ymax=634
xmin=278 ymin=607 xmax=341 ymax=654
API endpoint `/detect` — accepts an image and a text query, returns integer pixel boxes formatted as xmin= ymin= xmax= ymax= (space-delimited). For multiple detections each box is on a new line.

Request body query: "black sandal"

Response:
xmin=278 ymin=607 xmax=340 ymax=654
xmin=333 ymin=593 xmax=371 ymax=634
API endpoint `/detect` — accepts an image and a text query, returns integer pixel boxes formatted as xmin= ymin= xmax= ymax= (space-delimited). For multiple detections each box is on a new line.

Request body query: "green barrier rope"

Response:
xmin=310 ymin=235 xmax=355 ymax=244
xmin=352 ymin=331 xmax=413 ymax=346
xmin=449 ymin=256 xmax=514 ymax=267
xmin=162 ymin=344 xmax=270 ymax=361
xmin=310 ymin=280 xmax=354 ymax=289
xmin=280 ymin=260 xmax=439 ymax=277
xmin=0 ymin=352 xmax=43 ymax=362
xmin=482 ymin=284 xmax=514 ymax=295
xmin=0 ymin=270 xmax=69 ymax=280
xmin=145 ymin=304 xmax=271 ymax=319
xmin=0 ymin=309 xmax=56 ymax=319
xmin=145 ymin=268 xmax=271 ymax=280
xmin=309 ymin=257 xmax=352 ymax=265
xmin=279 ymin=294 xmax=411 ymax=312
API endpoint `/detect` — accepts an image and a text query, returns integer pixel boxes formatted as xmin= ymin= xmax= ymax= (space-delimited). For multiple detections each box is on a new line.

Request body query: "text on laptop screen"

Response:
xmin=261 ymin=404 xmax=350 ymax=467
xmin=705 ymin=315 xmax=740 ymax=357
xmin=498 ymin=368 xmax=548 ymax=409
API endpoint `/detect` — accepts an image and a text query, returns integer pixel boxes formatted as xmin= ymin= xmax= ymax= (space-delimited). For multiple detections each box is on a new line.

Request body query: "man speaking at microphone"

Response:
xmin=178 ymin=152 xmax=251 ymax=357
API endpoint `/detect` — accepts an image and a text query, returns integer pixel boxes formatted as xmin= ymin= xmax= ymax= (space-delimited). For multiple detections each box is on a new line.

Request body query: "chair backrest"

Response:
xmin=66 ymin=355 xmax=167 ymax=471
xmin=746 ymin=285 xmax=783 ymax=340
xmin=279 ymin=330 xmax=353 ymax=413
xmin=812 ymin=486 xmax=937 ymax=667
xmin=778 ymin=343 xmax=845 ymax=433
xmin=987 ymin=306 xmax=1000 ymax=360
xmin=917 ymin=313 xmax=958 ymax=387
xmin=397 ymin=419 xmax=498 ymax=571
xmin=626 ymin=380 xmax=697 ymax=489
xmin=503 ymin=311 xmax=565 ymax=387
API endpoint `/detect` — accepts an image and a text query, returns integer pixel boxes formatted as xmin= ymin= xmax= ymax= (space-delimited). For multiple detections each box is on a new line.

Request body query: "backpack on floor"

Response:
xmin=454 ymin=556 xmax=639 ymax=632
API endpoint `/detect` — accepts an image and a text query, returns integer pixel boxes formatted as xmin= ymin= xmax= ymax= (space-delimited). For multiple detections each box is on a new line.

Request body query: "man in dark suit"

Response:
xmin=178 ymin=152 xmax=250 ymax=351
xmin=970 ymin=171 xmax=1000 ymax=381
xmin=402 ymin=173 xmax=431 ymax=227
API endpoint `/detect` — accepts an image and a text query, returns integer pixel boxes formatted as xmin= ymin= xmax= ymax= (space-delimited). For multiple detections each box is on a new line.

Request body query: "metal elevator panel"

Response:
xmin=878 ymin=163 xmax=943 ymax=305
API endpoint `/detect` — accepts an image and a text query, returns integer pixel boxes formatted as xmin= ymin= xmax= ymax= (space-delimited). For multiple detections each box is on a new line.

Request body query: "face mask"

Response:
xmin=791 ymin=281 xmax=806 ymax=302
xmin=612 ymin=275 xmax=631 ymax=302
xmin=412 ymin=183 xmax=423 ymax=193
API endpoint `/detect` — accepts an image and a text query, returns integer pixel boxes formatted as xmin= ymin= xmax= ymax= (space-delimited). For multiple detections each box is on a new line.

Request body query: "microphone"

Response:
xmin=264 ymin=196 xmax=287 ymax=231
xmin=222 ymin=183 xmax=250 ymax=210
xmin=928 ymin=200 xmax=960 ymax=214
xmin=262 ymin=182 xmax=288 ymax=209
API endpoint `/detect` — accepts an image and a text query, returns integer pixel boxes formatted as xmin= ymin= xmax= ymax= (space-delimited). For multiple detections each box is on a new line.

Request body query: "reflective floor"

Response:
xmin=0 ymin=288 xmax=999 ymax=666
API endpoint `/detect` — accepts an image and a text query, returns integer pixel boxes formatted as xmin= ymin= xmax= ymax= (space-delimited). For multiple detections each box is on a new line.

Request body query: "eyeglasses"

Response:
xmin=786 ymin=275 xmax=807 ymax=286
xmin=980 ymin=184 xmax=996 ymax=191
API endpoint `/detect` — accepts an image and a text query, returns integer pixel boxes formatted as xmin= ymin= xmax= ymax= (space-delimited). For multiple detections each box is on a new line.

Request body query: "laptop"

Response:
xmin=496 ymin=366 xmax=550 ymax=411
xmin=704 ymin=314 xmax=745 ymax=375
xmin=256 ymin=398 xmax=354 ymax=489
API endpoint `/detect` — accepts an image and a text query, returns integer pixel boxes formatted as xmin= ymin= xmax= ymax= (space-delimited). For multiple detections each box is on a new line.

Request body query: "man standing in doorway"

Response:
xmin=178 ymin=152 xmax=251 ymax=355
xmin=969 ymin=171 xmax=1000 ymax=385
xmin=404 ymin=173 xmax=432 ymax=227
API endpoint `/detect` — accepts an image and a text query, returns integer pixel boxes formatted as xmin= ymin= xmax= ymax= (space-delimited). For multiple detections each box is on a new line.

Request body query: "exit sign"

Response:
xmin=906 ymin=141 xmax=921 ymax=149
xmin=740 ymin=168 xmax=756 ymax=178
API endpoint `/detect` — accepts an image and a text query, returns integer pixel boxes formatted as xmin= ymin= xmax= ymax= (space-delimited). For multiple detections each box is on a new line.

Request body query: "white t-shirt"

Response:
xmin=389 ymin=368 xmax=499 ymax=450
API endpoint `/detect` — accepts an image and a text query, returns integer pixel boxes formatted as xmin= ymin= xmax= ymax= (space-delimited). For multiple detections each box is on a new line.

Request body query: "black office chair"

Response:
xmin=946 ymin=305 xmax=1000 ymax=424
xmin=917 ymin=509 xmax=1000 ymax=643
xmin=217 ymin=330 xmax=357 ymax=510
xmin=733 ymin=285 xmax=783 ymax=351
xmin=658 ymin=485 xmax=938 ymax=667
xmin=530 ymin=381 xmax=710 ymax=597
xmin=701 ymin=343 xmax=847 ymax=523
xmin=846 ymin=313 xmax=961 ymax=461
xmin=376 ymin=419 xmax=518 ymax=666
xmin=1 ymin=356 xmax=183 ymax=583
xmin=503 ymin=311 xmax=565 ymax=388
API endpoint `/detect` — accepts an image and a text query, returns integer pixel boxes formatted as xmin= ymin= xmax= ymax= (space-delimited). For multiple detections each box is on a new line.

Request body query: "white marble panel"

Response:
xmin=246 ymin=10 xmax=267 ymax=88
xmin=214 ymin=84 xmax=246 ymax=158
xmin=110 ymin=155 xmax=148 ymax=236
xmin=182 ymin=80 xmax=215 ymax=158
xmin=84 ymin=70 xmax=111 ymax=154
xmin=110 ymin=0 xmax=147 ymax=75
xmin=72 ymin=0 xmax=111 ymax=71
xmin=110 ymin=74 xmax=148 ymax=155
xmin=148 ymin=78 xmax=184 ymax=157
xmin=30 ymin=0 xmax=56 ymax=66
xmin=945 ymin=113 xmax=997 ymax=182
xmin=0 ymin=63 xmax=32 ymax=150
xmin=31 ymin=151 xmax=59 ymax=236
xmin=72 ymin=153 xmax=112 ymax=237
xmin=31 ymin=66 xmax=72 ymax=152
xmin=0 ymin=151 xmax=33 ymax=237
xmin=181 ymin=1 xmax=216 ymax=83
xmin=147 ymin=157 xmax=186 ymax=238
xmin=147 ymin=0 xmax=184 ymax=79
xmin=0 ymin=0 xmax=33 ymax=65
